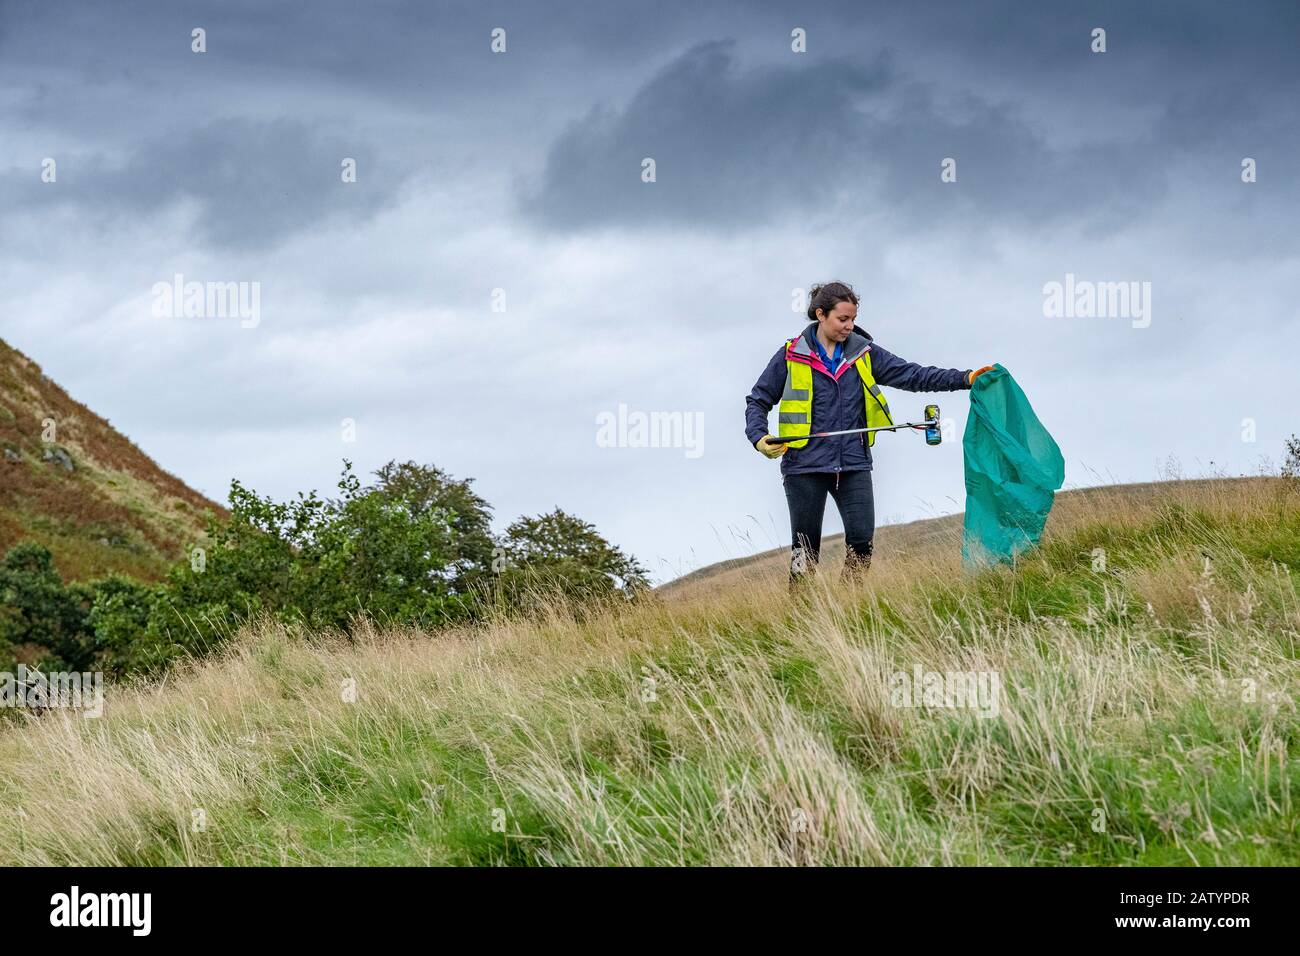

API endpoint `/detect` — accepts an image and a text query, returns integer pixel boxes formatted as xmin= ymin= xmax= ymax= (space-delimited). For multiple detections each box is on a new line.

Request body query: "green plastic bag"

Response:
xmin=962 ymin=364 xmax=1065 ymax=569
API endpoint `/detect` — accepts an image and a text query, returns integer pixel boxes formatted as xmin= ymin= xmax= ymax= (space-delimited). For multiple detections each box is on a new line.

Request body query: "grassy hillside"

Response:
xmin=0 ymin=477 xmax=1296 ymax=865
xmin=0 ymin=337 xmax=223 ymax=582
xmin=657 ymin=477 xmax=1259 ymax=599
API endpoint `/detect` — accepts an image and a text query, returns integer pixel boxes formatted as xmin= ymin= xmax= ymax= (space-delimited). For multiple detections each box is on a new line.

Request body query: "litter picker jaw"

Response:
xmin=767 ymin=404 xmax=942 ymax=446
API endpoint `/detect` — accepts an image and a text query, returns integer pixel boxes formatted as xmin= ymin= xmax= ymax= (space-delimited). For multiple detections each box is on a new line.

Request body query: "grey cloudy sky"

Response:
xmin=2 ymin=0 xmax=1297 ymax=583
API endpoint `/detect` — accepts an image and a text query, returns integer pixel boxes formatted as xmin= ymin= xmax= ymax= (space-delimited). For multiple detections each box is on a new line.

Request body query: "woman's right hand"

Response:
xmin=755 ymin=435 xmax=789 ymax=459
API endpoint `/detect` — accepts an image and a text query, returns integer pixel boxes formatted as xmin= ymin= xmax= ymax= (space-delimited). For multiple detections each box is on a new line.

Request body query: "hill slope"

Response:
xmin=655 ymin=477 xmax=1256 ymax=599
xmin=0 ymin=337 xmax=224 ymax=581
xmin=0 ymin=476 xmax=1296 ymax=865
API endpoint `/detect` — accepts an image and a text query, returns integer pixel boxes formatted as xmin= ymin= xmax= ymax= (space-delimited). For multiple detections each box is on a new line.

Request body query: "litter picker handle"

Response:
xmin=765 ymin=405 xmax=941 ymax=446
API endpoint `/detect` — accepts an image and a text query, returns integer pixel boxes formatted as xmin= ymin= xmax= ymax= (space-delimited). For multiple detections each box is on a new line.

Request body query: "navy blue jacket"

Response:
xmin=745 ymin=323 xmax=972 ymax=475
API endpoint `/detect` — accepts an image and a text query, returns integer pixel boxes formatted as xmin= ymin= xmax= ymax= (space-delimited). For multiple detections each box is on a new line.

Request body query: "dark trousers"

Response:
xmin=782 ymin=470 xmax=875 ymax=584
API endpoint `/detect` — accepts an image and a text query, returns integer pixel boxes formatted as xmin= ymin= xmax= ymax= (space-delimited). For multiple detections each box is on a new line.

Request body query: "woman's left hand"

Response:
xmin=968 ymin=365 xmax=994 ymax=386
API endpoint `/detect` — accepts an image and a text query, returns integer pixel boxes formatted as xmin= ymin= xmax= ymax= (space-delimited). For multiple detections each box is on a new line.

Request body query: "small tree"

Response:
xmin=147 ymin=459 xmax=495 ymax=655
xmin=304 ymin=461 xmax=472 ymax=627
xmin=494 ymin=508 xmax=649 ymax=611
xmin=368 ymin=460 xmax=496 ymax=595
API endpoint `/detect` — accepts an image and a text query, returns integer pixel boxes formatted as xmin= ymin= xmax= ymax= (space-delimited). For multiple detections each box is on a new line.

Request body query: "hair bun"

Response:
xmin=806 ymin=280 xmax=859 ymax=323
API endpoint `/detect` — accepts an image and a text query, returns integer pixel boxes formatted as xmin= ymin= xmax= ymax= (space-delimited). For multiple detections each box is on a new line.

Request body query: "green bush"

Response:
xmin=0 ymin=542 xmax=94 ymax=671
xmin=493 ymin=508 xmax=649 ymax=613
xmin=0 ymin=459 xmax=648 ymax=679
xmin=150 ymin=460 xmax=485 ymax=655
xmin=85 ymin=575 xmax=165 ymax=678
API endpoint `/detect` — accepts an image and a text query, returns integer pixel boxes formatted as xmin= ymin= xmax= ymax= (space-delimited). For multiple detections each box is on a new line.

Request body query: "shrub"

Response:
xmin=0 ymin=542 xmax=94 ymax=671
xmin=493 ymin=508 xmax=650 ymax=612
xmin=0 ymin=460 xmax=649 ymax=679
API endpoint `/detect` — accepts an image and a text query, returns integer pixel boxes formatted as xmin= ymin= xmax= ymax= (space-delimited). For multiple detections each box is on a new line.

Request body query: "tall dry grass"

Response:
xmin=0 ymin=477 xmax=1296 ymax=865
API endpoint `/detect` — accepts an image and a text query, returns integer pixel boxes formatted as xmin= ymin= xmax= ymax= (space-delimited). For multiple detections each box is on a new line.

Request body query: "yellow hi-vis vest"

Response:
xmin=778 ymin=335 xmax=893 ymax=449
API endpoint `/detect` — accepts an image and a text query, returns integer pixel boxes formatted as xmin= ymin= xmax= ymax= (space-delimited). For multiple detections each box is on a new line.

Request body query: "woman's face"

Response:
xmin=816 ymin=300 xmax=857 ymax=343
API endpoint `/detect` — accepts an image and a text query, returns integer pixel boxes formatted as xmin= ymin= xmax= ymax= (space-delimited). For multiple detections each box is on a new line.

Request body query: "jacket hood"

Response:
xmin=799 ymin=322 xmax=873 ymax=360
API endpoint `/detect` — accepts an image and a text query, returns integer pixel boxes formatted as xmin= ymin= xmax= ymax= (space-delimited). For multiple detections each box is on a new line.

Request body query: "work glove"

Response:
xmin=755 ymin=435 xmax=789 ymax=459
xmin=968 ymin=365 xmax=994 ymax=386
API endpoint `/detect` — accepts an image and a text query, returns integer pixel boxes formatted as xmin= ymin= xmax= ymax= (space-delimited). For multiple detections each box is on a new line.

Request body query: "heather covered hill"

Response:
xmin=0 ymin=337 xmax=223 ymax=582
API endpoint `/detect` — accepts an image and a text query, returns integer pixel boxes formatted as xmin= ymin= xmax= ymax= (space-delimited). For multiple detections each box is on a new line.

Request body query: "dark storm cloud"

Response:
xmin=3 ymin=118 xmax=408 ymax=251
xmin=0 ymin=0 xmax=693 ymax=129
xmin=9 ymin=0 xmax=1291 ymax=246
xmin=514 ymin=0 xmax=1300 ymax=236
xmin=874 ymin=0 xmax=1300 ymax=90
xmin=0 ymin=0 xmax=704 ymax=252
xmin=514 ymin=38 xmax=1173 ymax=235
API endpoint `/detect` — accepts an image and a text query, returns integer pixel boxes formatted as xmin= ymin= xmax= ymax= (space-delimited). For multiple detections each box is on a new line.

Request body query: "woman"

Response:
xmin=745 ymin=281 xmax=993 ymax=583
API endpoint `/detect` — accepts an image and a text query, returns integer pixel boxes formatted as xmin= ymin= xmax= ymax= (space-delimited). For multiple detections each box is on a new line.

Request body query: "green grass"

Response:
xmin=0 ymin=478 xmax=1297 ymax=865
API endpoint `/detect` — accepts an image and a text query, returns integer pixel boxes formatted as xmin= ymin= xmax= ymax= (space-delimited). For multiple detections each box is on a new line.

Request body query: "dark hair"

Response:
xmin=806 ymin=281 xmax=859 ymax=322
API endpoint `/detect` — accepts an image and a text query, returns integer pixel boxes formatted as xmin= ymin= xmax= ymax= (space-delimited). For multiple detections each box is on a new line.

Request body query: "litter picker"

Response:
xmin=766 ymin=404 xmax=943 ymax=446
